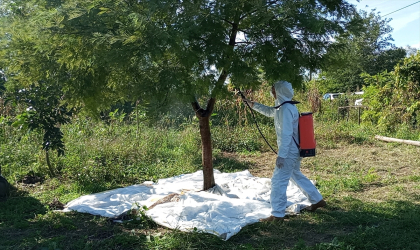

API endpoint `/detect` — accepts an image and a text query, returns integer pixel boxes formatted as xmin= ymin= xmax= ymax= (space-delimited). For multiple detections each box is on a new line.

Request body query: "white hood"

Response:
xmin=273 ymin=80 xmax=294 ymax=106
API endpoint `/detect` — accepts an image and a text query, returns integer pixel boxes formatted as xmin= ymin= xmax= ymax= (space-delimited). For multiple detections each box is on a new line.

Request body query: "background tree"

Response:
xmin=1 ymin=0 xmax=357 ymax=189
xmin=404 ymin=45 xmax=419 ymax=57
xmin=318 ymin=10 xmax=406 ymax=93
xmin=11 ymin=83 xmax=73 ymax=177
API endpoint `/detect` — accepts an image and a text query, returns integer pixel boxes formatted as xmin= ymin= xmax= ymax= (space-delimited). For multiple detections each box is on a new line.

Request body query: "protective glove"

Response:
xmin=243 ymin=98 xmax=254 ymax=108
xmin=276 ymin=157 xmax=285 ymax=169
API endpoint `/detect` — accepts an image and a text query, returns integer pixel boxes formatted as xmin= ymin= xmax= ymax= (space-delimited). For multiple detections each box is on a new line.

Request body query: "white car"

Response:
xmin=323 ymin=93 xmax=344 ymax=100
xmin=355 ymin=98 xmax=363 ymax=106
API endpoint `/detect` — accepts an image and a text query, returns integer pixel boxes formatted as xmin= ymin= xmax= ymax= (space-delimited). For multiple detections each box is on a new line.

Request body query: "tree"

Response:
xmin=11 ymin=83 xmax=73 ymax=177
xmin=1 ymin=0 xmax=357 ymax=189
xmin=319 ymin=10 xmax=406 ymax=93
xmin=0 ymin=1 xmax=76 ymax=177
xmin=404 ymin=45 xmax=419 ymax=57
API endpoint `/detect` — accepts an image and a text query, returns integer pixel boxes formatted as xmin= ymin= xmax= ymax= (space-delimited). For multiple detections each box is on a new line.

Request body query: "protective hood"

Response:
xmin=273 ymin=81 xmax=294 ymax=105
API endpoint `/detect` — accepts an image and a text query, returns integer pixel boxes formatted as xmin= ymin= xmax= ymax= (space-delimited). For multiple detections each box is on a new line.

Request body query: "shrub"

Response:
xmin=361 ymin=53 xmax=420 ymax=136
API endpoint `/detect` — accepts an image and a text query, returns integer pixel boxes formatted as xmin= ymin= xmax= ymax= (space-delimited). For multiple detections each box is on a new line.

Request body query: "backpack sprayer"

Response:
xmin=238 ymin=90 xmax=316 ymax=157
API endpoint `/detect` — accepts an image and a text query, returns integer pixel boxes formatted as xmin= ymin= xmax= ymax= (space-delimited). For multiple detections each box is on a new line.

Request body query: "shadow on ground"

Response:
xmin=0 ymin=183 xmax=47 ymax=229
xmin=0 ymin=183 xmax=150 ymax=250
xmin=213 ymin=154 xmax=254 ymax=173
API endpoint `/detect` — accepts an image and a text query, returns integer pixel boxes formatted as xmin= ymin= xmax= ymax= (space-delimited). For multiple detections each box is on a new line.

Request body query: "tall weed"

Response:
xmin=60 ymin=118 xmax=201 ymax=189
xmin=0 ymin=125 xmax=44 ymax=182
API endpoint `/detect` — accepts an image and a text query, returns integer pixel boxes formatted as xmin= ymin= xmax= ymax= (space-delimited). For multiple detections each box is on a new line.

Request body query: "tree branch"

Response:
xmin=237 ymin=29 xmax=250 ymax=35
xmin=235 ymin=41 xmax=253 ymax=45
xmin=206 ymin=97 xmax=216 ymax=116
xmin=191 ymin=98 xmax=216 ymax=118
xmin=191 ymin=99 xmax=204 ymax=117
xmin=239 ymin=0 xmax=280 ymax=21
xmin=222 ymin=18 xmax=234 ymax=25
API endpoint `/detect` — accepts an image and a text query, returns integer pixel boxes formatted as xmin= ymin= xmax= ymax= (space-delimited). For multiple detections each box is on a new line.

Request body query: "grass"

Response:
xmin=1 ymin=108 xmax=420 ymax=249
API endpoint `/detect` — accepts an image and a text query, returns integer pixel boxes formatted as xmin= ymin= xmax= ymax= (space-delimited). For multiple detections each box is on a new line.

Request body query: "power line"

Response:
xmin=383 ymin=1 xmax=420 ymax=17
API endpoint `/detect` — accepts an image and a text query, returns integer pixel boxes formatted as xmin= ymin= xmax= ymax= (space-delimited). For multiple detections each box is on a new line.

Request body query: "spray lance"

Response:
xmin=237 ymin=89 xmax=317 ymax=158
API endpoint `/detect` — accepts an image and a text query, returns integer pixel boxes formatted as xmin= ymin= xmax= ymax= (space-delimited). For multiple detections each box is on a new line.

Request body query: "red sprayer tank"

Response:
xmin=299 ymin=112 xmax=316 ymax=157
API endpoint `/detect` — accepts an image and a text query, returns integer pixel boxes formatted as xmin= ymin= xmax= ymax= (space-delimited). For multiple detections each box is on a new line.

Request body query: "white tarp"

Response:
xmin=63 ymin=170 xmax=313 ymax=240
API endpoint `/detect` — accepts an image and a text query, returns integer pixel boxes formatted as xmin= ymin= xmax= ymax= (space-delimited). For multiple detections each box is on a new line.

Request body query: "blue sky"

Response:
xmin=347 ymin=0 xmax=420 ymax=49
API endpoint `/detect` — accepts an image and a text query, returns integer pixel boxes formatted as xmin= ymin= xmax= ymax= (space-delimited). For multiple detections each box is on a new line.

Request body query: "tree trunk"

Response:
xmin=45 ymin=150 xmax=55 ymax=178
xmin=0 ymin=175 xmax=9 ymax=200
xmin=192 ymin=98 xmax=216 ymax=190
xmin=198 ymin=115 xmax=215 ymax=190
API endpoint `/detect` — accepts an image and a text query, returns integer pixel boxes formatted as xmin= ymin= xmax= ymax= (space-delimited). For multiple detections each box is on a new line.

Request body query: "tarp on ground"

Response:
xmin=63 ymin=170 xmax=313 ymax=240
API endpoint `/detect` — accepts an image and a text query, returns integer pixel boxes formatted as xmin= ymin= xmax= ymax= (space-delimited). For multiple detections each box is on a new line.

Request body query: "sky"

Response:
xmin=347 ymin=0 xmax=420 ymax=49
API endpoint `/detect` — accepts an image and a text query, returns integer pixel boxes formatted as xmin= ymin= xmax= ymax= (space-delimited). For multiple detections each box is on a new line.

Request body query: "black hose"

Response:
xmin=238 ymin=90 xmax=277 ymax=155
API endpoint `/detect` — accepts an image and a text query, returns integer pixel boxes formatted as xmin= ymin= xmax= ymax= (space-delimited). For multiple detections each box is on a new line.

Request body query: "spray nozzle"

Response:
xmin=237 ymin=90 xmax=246 ymax=99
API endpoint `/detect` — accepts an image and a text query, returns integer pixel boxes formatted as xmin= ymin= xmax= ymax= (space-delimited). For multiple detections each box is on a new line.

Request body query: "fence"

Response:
xmin=338 ymin=106 xmax=368 ymax=125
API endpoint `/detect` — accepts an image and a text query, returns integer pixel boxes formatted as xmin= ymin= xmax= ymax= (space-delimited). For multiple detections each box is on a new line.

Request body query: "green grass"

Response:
xmin=1 ymin=110 xmax=420 ymax=249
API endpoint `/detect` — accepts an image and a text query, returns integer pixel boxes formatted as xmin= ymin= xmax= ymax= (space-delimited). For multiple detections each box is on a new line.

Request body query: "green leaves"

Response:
xmin=1 ymin=0 xmax=360 ymax=123
xmin=361 ymin=52 xmax=420 ymax=134
xmin=12 ymin=83 xmax=73 ymax=156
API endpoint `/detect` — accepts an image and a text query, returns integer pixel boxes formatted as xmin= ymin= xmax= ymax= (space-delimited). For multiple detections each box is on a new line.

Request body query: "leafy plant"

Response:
xmin=129 ymin=204 xmax=157 ymax=229
xmin=11 ymin=83 xmax=73 ymax=177
xmin=361 ymin=52 xmax=420 ymax=135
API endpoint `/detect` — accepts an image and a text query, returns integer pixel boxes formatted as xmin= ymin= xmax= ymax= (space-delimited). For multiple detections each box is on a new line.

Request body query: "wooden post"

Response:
xmin=347 ymin=107 xmax=349 ymax=122
xmin=338 ymin=106 xmax=366 ymax=125
xmin=338 ymin=106 xmax=343 ymax=121
xmin=375 ymin=135 xmax=420 ymax=146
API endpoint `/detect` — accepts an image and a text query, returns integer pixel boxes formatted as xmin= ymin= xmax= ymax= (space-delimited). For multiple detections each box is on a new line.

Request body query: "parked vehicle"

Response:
xmin=323 ymin=93 xmax=344 ymax=100
xmin=352 ymin=91 xmax=364 ymax=105
xmin=355 ymin=98 xmax=363 ymax=106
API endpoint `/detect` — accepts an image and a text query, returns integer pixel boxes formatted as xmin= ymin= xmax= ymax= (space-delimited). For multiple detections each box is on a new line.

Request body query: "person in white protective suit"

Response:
xmin=244 ymin=80 xmax=326 ymax=222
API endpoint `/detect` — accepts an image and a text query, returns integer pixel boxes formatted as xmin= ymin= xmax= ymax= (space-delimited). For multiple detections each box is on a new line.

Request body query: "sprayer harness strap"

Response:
xmin=274 ymin=100 xmax=300 ymax=109
xmin=239 ymin=91 xmax=300 ymax=155
xmin=277 ymin=101 xmax=301 ymax=150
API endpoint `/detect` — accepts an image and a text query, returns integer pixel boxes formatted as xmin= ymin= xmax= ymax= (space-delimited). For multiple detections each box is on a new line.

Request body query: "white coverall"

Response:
xmin=252 ymin=81 xmax=323 ymax=218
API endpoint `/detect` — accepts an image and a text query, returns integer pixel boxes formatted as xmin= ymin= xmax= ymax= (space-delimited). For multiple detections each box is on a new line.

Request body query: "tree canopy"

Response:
xmin=1 ymin=0 xmax=358 ymax=108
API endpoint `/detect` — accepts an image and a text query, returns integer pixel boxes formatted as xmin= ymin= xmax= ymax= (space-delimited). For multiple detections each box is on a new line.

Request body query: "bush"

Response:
xmin=361 ymin=53 xmax=420 ymax=136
